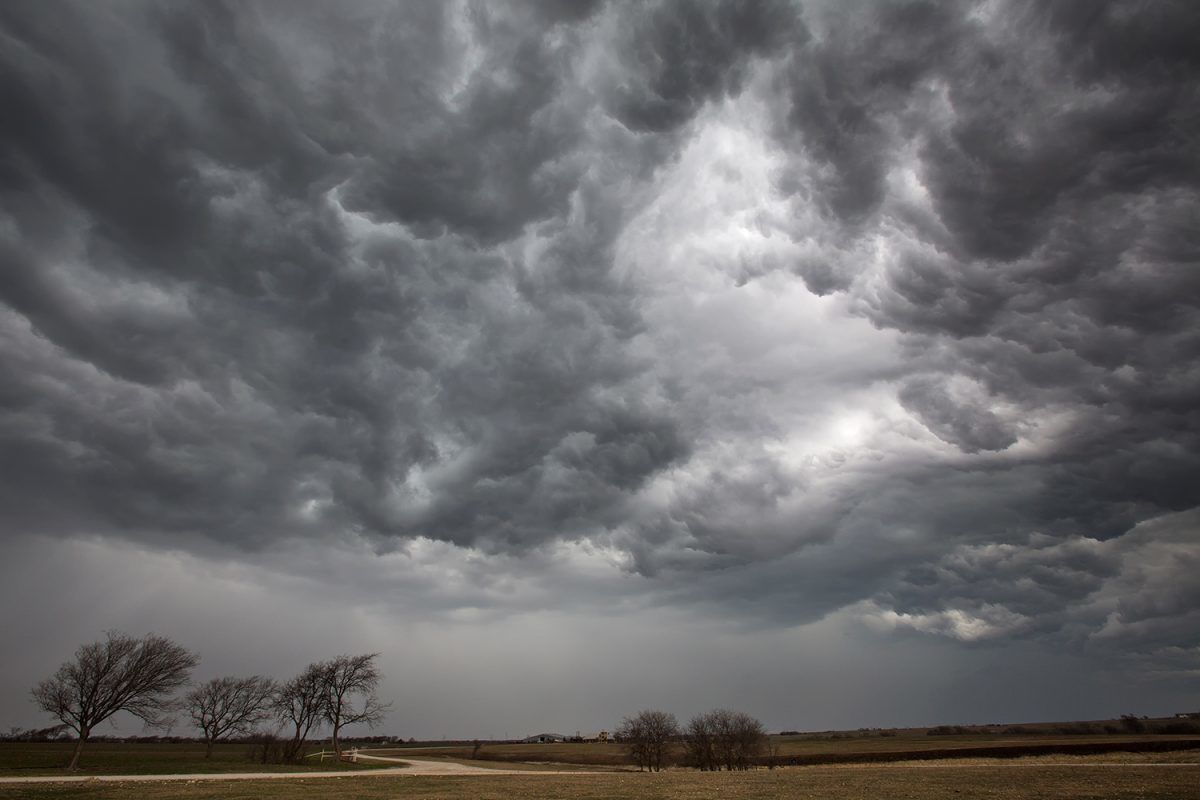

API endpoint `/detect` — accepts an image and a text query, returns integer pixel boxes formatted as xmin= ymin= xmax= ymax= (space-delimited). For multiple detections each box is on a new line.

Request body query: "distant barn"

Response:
xmin=523 ymin=732 xmax=566 ymax=743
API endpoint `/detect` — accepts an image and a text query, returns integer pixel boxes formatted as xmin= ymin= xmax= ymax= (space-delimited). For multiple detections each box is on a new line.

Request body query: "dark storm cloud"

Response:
xmin=897 ymin=375 xmax=1017 ymax=453
xmin=1 ymin=0 xmax=1198 ymax=680
xmin=780 ymin=1 xmax=965 ymax=227
xmin=0 ymin=0 xmax=692 ymax=554
xmin=605 ymin=0 xmax=804 ymax=133
xmin=725 ymin=0 xmax=1200 ymax=651
xmin=329 ymin=3 xmax=590 ymax=243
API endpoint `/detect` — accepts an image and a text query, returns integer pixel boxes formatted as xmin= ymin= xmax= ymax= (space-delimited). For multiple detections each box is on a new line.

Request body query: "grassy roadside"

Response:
xmin=0 ymin=742 xmax=389 ymax=777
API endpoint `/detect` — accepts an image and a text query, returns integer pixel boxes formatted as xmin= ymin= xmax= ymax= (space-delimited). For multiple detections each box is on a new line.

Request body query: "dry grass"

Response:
xmin=369 ymin=732 xmax=1200 ymax=767
xmin=3 ymin=756 xmax=1199 ymax=800
xmin=771 ymin=732 xmax=1197 ymax=756
xmin=396 ymin=755 xmax=620 ymax=771
xmin=876 ymin=748 xmax=1200 ymax=767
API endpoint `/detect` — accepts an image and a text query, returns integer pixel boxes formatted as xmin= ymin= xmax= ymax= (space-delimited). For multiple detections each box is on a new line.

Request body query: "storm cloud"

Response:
xmin=1 ymin=0 xmax=1197 ymax=734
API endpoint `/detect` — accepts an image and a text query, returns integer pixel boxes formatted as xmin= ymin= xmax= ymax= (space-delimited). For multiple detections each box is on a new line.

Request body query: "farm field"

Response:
xmin=6 ymin=729 xmax=1200 ymax=777
xmin=0 ymin=741 xmax=385 ymax=777
xmin=369 ymin=731 xmax=1200 ymax=767
xmin=2 ymin=752 xmax=1199 ymax=800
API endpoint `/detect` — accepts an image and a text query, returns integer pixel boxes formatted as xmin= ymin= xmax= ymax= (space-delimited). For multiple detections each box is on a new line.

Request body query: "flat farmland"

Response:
xmin=368 ymin=732 xmax=1200 ymax=767
xmin=2 ymin=754 xmax=1199 ymax=800
xmin=6 ymin=732 xmax=1199 ymax=777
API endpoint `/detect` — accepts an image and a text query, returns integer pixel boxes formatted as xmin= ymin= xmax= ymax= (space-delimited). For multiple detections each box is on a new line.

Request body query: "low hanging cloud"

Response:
xmin=1 ymin=0 xmax=1198 ymax=692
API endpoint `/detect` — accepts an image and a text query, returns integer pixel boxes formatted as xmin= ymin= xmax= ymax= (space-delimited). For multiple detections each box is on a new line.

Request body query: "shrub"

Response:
xmin=1120 ymin=714 xmax=1146 ymax=733
xmin=246 ymin=730 xmax=286 ymax=764
xmin=927 ymin=725 xmax=977 ymax=736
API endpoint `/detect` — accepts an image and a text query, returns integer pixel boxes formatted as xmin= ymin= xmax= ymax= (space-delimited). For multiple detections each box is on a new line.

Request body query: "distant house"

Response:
xmin=580 ymin=730 xmax=609 ymax=743
xmin=523 ymin=732 xmax=566 ymax=743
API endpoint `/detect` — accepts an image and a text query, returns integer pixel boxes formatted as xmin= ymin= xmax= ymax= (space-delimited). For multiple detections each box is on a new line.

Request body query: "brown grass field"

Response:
xmin=369 ymin=731 xmax=1200 ymax=768
xmin=2 ymin=752 xmax=1199 ymax=800
xmin=2 ymin=741 xmax=1200 ymax=798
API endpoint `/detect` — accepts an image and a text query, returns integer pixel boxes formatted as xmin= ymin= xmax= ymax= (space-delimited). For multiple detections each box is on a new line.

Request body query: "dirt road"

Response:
xmin=356 ymin=753 xmax=595 ymax=774
xmin=0 ymin=756 xmax=597 ymax=784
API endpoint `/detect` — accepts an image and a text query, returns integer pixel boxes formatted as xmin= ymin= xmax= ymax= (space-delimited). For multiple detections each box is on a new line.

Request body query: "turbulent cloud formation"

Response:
xmin=1 ymin=0 xmax=1198 ymax=731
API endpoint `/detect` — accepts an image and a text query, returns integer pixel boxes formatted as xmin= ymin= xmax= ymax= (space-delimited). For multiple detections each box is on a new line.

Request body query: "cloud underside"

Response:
xmin=1 ymin=0 xmax=1198 ymax=667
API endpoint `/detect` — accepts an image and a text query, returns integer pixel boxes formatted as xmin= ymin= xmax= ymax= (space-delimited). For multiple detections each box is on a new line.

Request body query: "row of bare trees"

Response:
xmin=618 ymin=708 xmax=767 ymax=772
xmin=31 ymin=632 xmax=387 ymax=770
xmin=617 ymin=709 xmax=677 ymax=772
xmin=188 ymin=654 xmax=388 ymax=761
xmin=683 ymin=709 xmax=767 ymax=771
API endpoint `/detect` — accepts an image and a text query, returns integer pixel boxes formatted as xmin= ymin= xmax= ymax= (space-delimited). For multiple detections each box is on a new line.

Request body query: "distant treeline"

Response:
xmin=2 ymin=725 xmax=71 ymax=742
xmin=926 ymin=715 xmax=1200 ymax=737
xmin=755 ymin=738 xmax=1200 ymax=768
xmin=773 ymin=716 xmax=1200 ymax=740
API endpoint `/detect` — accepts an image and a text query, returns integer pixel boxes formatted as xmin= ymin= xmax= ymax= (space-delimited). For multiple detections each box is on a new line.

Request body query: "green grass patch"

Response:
xmin=0 ymin=742 xmax=387 ymax=776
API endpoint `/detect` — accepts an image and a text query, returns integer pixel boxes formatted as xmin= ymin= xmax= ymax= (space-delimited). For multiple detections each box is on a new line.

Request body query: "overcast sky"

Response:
xmin=2 ymin=0 xmax=1198 ymax=739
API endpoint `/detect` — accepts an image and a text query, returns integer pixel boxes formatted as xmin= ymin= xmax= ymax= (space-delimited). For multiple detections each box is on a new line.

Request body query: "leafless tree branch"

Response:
xmin=185 ymin=676 xmax=277 ymax=757
xmin=31 ymin=632 xmax=198 ymax=770
xmin=319 ymin=653 xmax=390 ymax=758
xmin=275 ymin=663 xmax=328 ymax=762
xmin=618 ymin=709 xmax=678 ymax=772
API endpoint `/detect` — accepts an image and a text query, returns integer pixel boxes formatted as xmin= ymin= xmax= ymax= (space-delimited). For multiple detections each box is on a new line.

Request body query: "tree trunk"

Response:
xmin=332 ymin=723 xmax=342 ymax=759
xmin=204 ymin=737 xmax=214 ymax=758
xmin=67 ymin=730 xmax=88 ymax=771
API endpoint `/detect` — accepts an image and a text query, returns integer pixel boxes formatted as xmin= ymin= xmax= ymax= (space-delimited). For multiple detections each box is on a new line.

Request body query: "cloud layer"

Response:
xmin=1 ymin=0 xmax=1198 ymax=728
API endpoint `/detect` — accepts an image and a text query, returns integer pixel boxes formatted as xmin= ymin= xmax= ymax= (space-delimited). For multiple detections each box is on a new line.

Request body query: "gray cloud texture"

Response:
xmin=1 ymin=0 xmax=1198 ymax=728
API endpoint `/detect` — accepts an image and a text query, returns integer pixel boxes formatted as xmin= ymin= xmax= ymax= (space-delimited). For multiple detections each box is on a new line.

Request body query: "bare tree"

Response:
xmin=684 ymin=710 xmax=718 ymax=771
xmin=31 ymin=632 xmax=198 ymax=770
xmin=686 ymin=709 xmax=766 ymax=771
xmin=766 ymin=732 xmax=781 ymax=769
xmin=717 ymin=709 xmax=765 ymax=770
xmin=618 ymin=709 xmax=678 ymax=772
xmin=618 ymin=715 xmax=649 ymax=771
xmin=248 ymin=728 xmax=286 ymax=764
xmin=185 ymin=676 xmax=277 ymax=757
xmin=727 ymin=710 xmax=766 ymax=770
xmin=276 ymin=663 xmax=328 ymax=762
xmin=319 ymin=654 xmax=389 ymax=758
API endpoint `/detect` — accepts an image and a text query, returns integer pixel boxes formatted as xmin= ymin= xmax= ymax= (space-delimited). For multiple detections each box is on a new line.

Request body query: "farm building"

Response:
xmin=523 ymin=732 xmax=566 ymax=743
